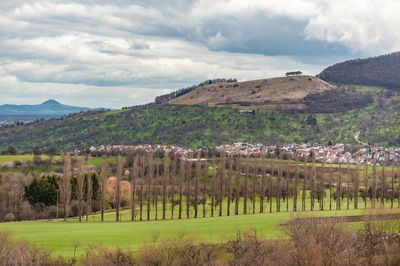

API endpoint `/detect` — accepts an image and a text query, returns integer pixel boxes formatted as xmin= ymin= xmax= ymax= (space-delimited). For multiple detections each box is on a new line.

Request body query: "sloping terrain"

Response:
xmin=318 ymin=52 xmax=400 ymax=89
xmin=167 ymin=75 xmax=372 ymax=113
xmin=0 ymin=94 xmax=399 ymax=152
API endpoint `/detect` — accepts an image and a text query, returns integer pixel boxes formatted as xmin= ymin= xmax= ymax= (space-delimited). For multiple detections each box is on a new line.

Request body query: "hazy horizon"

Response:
xmin=1 ymin=0 xmax=399 ymax=109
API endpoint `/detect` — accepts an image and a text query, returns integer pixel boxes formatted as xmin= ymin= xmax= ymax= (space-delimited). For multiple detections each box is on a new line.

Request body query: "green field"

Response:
xmin=1 ymin=196 xmax=400 ymax=258
xmin=0 ymin=209 xmax=383 ymax=258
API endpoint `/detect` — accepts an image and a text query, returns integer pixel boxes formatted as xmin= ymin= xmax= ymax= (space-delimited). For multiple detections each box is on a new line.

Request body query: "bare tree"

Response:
xmin=139 ymin=156 xmax=144 ymax=221
xmin=77 ymin=157 xmax=85 ymax=222
xmin=170 ymin=158 xmax=177 ymax=220
xmin=329 ymin=169 xmax=333 ymax=211
xmin=235 ymin=156 xmax=241 ymax=215
xmin=397 ymin=163 xmax=400 ymax=208
xmin=194 ymin=152 xmax=200 ymax=218
xmin=285 ymin=157 xmax=289 ymax=212
xmin=354 ymin=163 xmax=360 ymax=209
xmin=203 ymin=152 xmax=209 ymax=217
xmin=131 ymin=155 xmax=138 ymax=221
xmin=252 ymin=159 xmax=257 ymax=214
xmin=219 ymin=150 xmax=226 ymax=216
xmin=244 ymin=154 xmax=249 ymax=214
xmin=302 ymin=160 xmax=307 ymax=211
xmin=162 ymin=152 xmax=169 ymax=220
xmin=86 ymin=155 xmax=93 ymax=222
xmin=178 ymin=158 xmax=184 ymax=219
xmin=372 ymin=160 xmax=377 ymax=208
xmin=320 ymin=159 xmax=325 ymax=211
xmin=381 ymin=153 xmax=386 ymax=208
xmin=211 ymin=154 xmax=216 ymax=217
xmin=100 ymin=155 xmax=108 ymax=222
xmin=337 ymin=164 xmax=342 ymax=210
xmin=186 ymin=155 xmax=191 ymax=218
xmin=227 ymin=153 xmax=233 ymax=216
xmin=364 ymin=163 xmax=368 ymax=209
xmin=60 ymin=153 xmax=72 ymax=221
xmin=115 ymin=154 xmax=123 ymax=222
xmin=346 ymin=164 xmax=350 ymax=210
xmin=310 ymin=152 xmax=315 ymax=211
xmin=293 ymin=153 xmax=299 ymax=212
xmin=270 ymin=157 xmax=274 ymax=213
xmin=276 ymin=152 xmax=282 ymax=212
xmin=147 ymin=154 xmax=153 ymax=221
xmin=391 ymin=164 xmax=394 ymax=208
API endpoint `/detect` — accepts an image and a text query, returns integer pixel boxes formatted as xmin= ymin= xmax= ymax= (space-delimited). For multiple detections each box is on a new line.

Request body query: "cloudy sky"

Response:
xmin=1 ymin=0 xmax=399 ymax=108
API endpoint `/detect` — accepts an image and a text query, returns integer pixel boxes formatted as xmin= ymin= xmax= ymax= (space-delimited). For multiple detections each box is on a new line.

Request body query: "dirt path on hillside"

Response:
xmin=280 ymin=213 xmax=400 ymax=226
xmin=355 ymin=131 xmax=368 ymax=146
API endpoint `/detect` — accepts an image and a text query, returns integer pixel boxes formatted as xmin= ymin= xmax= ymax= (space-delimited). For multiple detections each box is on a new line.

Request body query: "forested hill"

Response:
xmin=1 ymin=96 xmax=400 ymax=151
xmin=317 ymin=52 xmax=400 ymax=89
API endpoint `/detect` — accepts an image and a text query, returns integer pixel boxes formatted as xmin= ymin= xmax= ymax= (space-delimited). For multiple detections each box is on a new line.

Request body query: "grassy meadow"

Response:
xmin=1 ymin=196 xmax=400 ymax=258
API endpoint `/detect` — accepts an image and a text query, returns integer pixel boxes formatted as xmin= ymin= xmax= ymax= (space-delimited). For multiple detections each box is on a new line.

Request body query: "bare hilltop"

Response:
xmin=167 ymin=75 xmax=371 ymax=113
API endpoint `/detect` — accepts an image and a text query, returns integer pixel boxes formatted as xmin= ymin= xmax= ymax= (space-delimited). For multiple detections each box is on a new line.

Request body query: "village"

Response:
xmin=82 ymin=142 xmax=400 ymax=165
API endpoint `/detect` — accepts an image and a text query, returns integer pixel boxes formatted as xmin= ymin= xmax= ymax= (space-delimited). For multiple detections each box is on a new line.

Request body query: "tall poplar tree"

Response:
xmin=294 ymin=153 xmax=299 ymax=212
xmin=203 ymin=152 xmax=209 ymax=217
xmin=86 ymin=155 xmax=93 ymax=221
xmin=179 ymin=158 xmax=185 ymax=219
xmin=131 ymin=155 xmax=138 ymax=221
xmin=243 ymin=154 xmax=249 ymax=214
xmin=219 ymin=150 xmax=225 ymax=216
xmin=227 ymin=153 xmax=233 ymax=216
xmin=276 ymin=152 xmax=282 ymax=212
xmin=310 ymin=152 xmax=315 ymax=211
xmin=337 ymin=164 xmax=342 ymax=210
xmin=194 ymin=152 xmax=200 ymax=218
xmin=186 ymin=154 xmax=191 ymax=218
xmin=77 ymin=157 xmax=85 ymax=222
xmin=162 ymin=152 xmax=169 ymax=220
xmin=170 ymin=158 xmax=177 ymax=220
xmin=100 ymin=155 xmax=108 ymax=222
xmin=115 ymin=154 xmax=123 ymax=222
xmin=60 ymin=153 xmax=72 ymax=221
xmin=211 ymin=154 xmax=216 ymax=217
xmin=372 ymin=160 xmax=377 ymax=208
xmin=235 ymin=155 xmax=241 ymax=215
xmin=147 ymin=154 xmax=153 ymax=221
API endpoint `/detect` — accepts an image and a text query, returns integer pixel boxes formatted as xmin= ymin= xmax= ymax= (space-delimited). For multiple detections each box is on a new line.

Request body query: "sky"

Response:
xmin=1 ymin=0 xmax=400 ymax=108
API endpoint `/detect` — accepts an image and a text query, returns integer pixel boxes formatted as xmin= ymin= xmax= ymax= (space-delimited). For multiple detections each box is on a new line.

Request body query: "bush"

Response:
xmin=0 ymin=230 xmax=67 ymax=265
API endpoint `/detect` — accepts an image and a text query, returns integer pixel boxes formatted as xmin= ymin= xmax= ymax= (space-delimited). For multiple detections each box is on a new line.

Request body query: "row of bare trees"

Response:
xmin=57 ymin=151 xmax=400 ymax=221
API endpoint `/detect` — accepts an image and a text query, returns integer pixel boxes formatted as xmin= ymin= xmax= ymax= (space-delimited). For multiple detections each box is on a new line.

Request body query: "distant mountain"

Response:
xmin=317 ymin=52 xmax=400 ymax=89
xmin=0 ymin=99 xmax=109 ymax=122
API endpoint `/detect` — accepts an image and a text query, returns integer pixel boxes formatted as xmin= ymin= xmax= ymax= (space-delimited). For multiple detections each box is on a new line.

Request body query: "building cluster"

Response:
xmin=216 ymin=142 xmax=400 ymax=165
xmin=79 ymin=142 xmax=400 ymax=165
xmin=75 ymin=144 xmax=192 ymax=157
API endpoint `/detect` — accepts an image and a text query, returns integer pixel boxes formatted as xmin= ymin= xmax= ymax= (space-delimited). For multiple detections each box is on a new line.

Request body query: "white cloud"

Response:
xmin=0 ymin=0 xmax=399 ymax=108
xmin=304 ymin=0 xmax=400 ymax=54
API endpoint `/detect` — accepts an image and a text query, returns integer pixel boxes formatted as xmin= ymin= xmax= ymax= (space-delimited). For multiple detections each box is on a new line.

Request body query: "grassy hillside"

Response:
xmin=0 ymin=90 xmax=400 ymax=151
xmin=168 ymin=76 xmax=372 ymax=113
xmin=169 ymin=76 xmax=333 ymax=105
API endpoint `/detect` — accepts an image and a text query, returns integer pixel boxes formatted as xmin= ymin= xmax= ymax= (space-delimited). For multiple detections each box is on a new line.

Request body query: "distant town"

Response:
xmin=82 ymin=142 xmax=400 ymax=165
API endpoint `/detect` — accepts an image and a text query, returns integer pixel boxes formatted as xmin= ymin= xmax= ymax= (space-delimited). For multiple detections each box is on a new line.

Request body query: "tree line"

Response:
xmin=53 ymin=150 xmax=400 ymax=222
